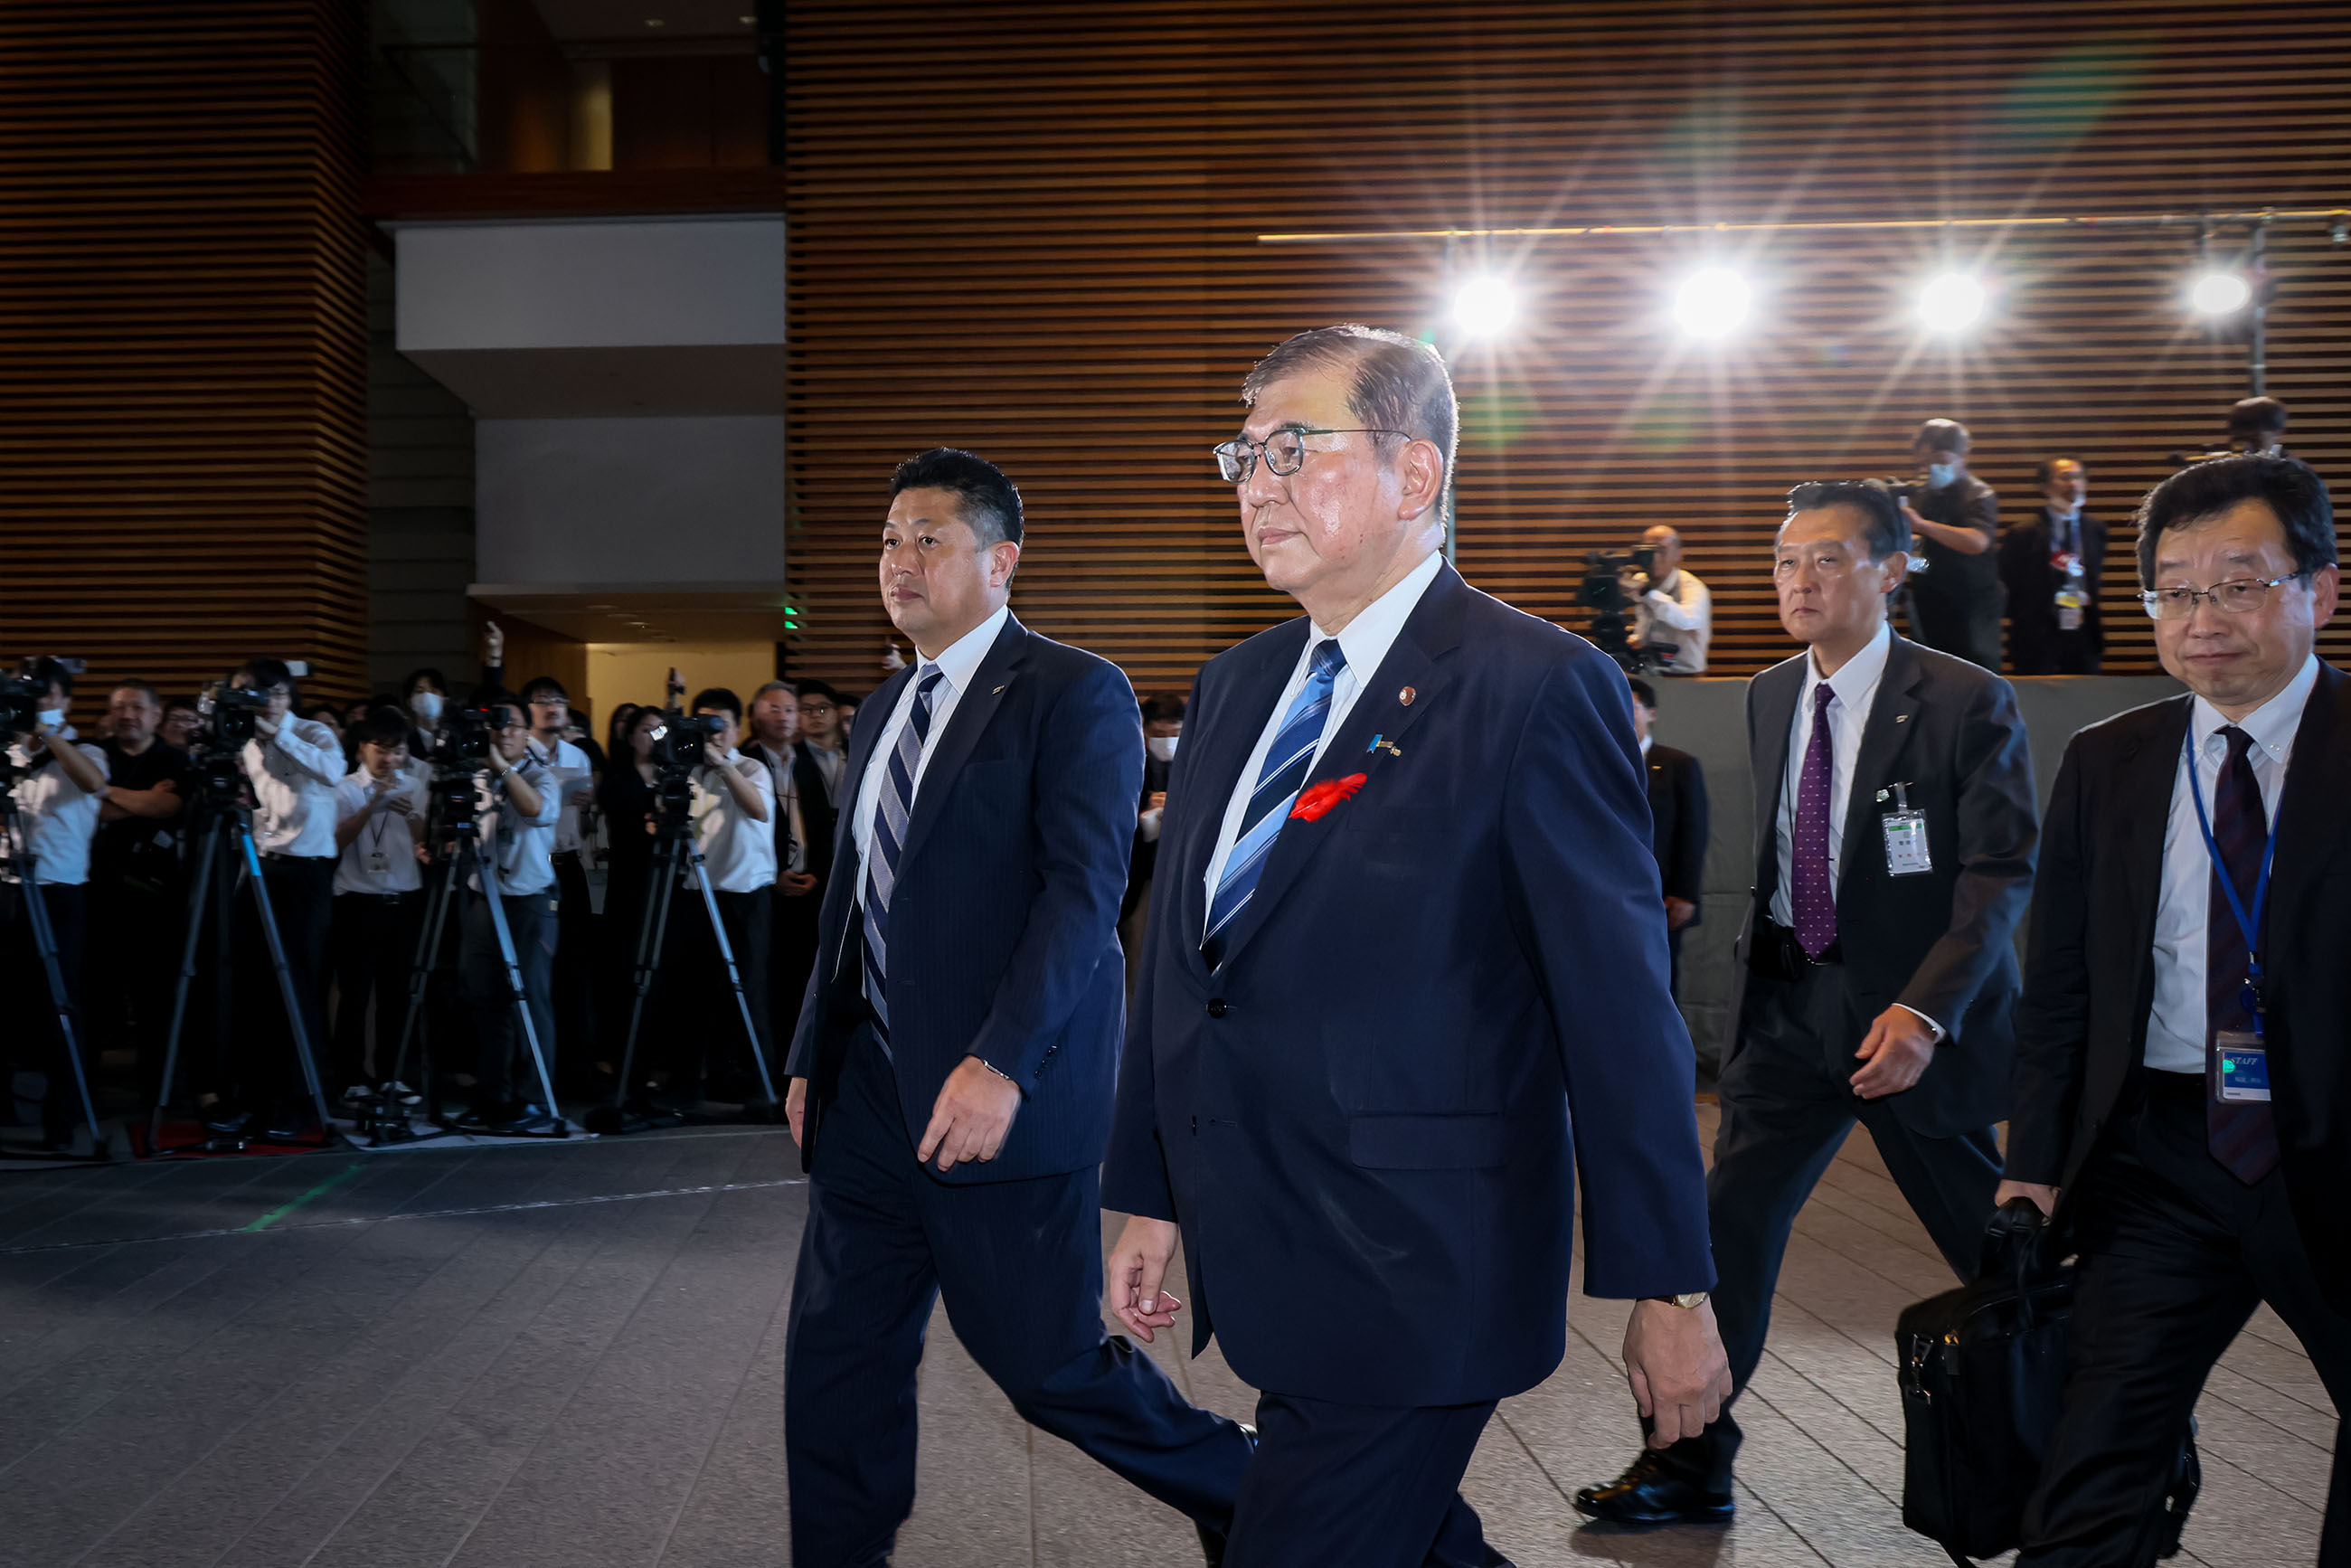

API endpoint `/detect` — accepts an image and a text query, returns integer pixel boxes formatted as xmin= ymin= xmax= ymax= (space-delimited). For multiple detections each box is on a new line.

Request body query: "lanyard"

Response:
xmin=2186 ymin=732 xmax=2281 ymax=1034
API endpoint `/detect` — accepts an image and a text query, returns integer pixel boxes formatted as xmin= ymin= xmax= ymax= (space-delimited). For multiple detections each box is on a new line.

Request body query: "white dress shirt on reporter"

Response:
xmin=694 ymin=748 xmax=779 ymax=893
xmin=241 ymin=716 xmax=345 ymax=858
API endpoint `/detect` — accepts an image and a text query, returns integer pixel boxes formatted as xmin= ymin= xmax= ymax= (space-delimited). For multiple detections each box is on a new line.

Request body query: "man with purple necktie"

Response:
xmin=2003 ymin=455 xmax=2349 ymax=1566
xmin=1579 ymin=479 xmax=2040 ymax=1525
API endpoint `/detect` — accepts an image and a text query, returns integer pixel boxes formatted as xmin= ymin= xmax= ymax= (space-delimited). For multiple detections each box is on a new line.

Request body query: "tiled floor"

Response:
xmin=0 ymin=1110 xmax=2331 ymax=1566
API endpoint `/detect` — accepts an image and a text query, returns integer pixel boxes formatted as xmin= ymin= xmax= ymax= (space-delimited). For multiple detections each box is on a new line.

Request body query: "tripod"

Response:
xmin=146 ymin=770 xmax=339 ymax=1157
xmin=585 ymin=784 xmax=778 ymax=1135
xmin=366 ymin=785 xmax=569 ymax=1146
xmin=0 ymin=768 xmax=108 ymax=1163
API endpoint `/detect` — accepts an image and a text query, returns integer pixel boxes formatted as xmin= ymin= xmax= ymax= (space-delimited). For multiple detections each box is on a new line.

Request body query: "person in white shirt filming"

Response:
xmin=1629 ymin=524 xmax=1713 ymax=675
xmin=456 ymin=691 xmax=560 ymax=1133
xmin=328 ymin=710 xmax=428 ymax=1109
xmin=669 ymin=686 xmax=775 ymax=1107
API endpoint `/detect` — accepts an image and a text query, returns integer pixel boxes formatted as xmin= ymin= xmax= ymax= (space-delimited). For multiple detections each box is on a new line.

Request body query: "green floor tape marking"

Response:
xmin=241 ymin=1162 xmax=367 ymax=1232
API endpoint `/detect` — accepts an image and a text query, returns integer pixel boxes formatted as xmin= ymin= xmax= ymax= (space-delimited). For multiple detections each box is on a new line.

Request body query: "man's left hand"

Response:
xmin=1664 ymin=895 xmax=1699 ymax=931
xmin=916 ymin=1055 xmax=1022 ymax=1171
xmin=1851 ymin=1006 xmax=1937 ymax=1098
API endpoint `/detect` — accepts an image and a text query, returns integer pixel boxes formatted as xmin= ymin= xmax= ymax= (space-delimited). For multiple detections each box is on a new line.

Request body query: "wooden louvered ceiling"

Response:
xmin=0 ymin=1 xmax=369 ymax=709
xmin=786 ymin=1 xmax=2350 ymax=690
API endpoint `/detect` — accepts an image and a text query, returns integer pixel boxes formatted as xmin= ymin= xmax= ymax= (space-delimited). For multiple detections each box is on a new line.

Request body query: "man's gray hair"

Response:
xmin=752 ymin=679 xmax=798 ymax=700
xmin=1241 ymin=324 xmax=1459 ymax=484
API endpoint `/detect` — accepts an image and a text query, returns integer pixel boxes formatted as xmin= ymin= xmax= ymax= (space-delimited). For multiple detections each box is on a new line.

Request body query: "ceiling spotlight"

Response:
xmin=1917 ymin=272 xmax=1987 ymax=334
xmin=1449 ymin=274 xmax=1517 ymax=340
xmin=1673 ymin=268 xmax=1752 ymax=338
xmin=2188 ymin=269 xmax=2252 ymax=316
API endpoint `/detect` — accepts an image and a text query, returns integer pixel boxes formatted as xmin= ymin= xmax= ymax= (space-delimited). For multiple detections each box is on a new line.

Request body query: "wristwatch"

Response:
xmin=1646 ymin=1292 xmax=1711 ymax=1310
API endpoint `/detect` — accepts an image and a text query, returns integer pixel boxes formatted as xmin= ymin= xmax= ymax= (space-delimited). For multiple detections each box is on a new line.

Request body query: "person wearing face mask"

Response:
xmin=3 ymin=658 xmax=110 ymax=1147
xmin=1122 ymin=692 xmax=1186 ymax=989
xmin=1899 ymin=417 xmax=2005 ymax=672
xmin=402 ymin=668 xmax=449 ymax=760
xmin=2001 ymin=457 xmax=2108 ymax=675
xmin=211 ymin=656 xmax=345 ymax=1141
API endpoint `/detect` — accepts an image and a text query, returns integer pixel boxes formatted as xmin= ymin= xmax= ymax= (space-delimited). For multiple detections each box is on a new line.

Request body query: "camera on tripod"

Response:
xmin=210 ymin=686 xmax=271 ymax=746
xmin=650 ymin=709 xmax=724 ymax=770
xmin=1578 ymin=546 xmax=1659 ymax=673
xmin=0 ymin=675 xmax=45 ymax=737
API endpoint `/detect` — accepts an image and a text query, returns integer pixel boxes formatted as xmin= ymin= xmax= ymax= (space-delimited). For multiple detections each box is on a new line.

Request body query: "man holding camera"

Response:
xmin=1900 ymin=418 xmax=2005 ymax=671
xmin=4 ymin=659 xmax=109 ymax=1144
xmin=457 ymin=692 xmax=561 ymax=1132
xmin=1628 ymin=524 xmax=1712 ymax=675
xmin=747 ymin=680 xmax=833 ymax=1058
xmin=673 ymin=687 xmax=775 ymax=1103
xmin=522 ymin=675 xmax=599 ymax=1080
xmin=329 ymin=711 xmax=427 ymax=1105
xmin=216 ymin=656 xmax=343 ymax=1138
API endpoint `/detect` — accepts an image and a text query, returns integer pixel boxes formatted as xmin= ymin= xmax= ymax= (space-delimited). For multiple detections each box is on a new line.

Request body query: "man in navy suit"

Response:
xmin=1100 ymin=326 xmax=1729 ymax=1567
xmin=782 ymin=449 xmax=1253 ymax=1567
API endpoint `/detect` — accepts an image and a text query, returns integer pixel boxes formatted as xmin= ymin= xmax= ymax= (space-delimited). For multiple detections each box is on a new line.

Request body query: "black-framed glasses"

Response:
xmin=1212 ymin=427 xmax=1412 ymax=485
xmin=2137 ymin=572 xmax=2309 ymax=620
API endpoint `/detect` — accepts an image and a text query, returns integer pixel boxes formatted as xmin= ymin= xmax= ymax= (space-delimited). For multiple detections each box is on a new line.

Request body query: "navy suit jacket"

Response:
xmin=1101 ymin=563 xmax=1715 ymax=1409
xmin=785 ymin=612 xmax=1144 ymax=1185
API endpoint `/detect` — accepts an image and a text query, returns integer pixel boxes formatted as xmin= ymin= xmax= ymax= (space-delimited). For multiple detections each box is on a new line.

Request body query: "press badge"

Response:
xmin=2215 ymin=1034 xmax=2272 ymax=1103
xmin=1877 ymin=782 xmax=1932 ymax=877
xmin=366 ymin=851 xmax=390 ymax=874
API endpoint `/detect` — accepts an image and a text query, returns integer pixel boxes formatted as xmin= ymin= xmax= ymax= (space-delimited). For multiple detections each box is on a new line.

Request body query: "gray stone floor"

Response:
xmin=0 ymin=1109 xmax=2331 ymax=1567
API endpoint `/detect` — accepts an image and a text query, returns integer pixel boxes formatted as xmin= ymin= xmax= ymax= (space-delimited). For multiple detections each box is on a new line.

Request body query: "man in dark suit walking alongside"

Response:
xmin=746 ymin=680 xmax=835 ymax=1053
xmin=781 ymin=449 xmax=1252 ymax=1567
xmin=1629 ymin=675 xmax=1709 ymax=998
xmin=1102 ymin=325 xmax=1729 ymax=1567
xmin=1579 ymin=479 xmax=2039 ymax=1525
xmin=2001 ymin=456 xmax=2108 ymax=675
xmin=2000 ymin=454 xmax=2348 ymax=1565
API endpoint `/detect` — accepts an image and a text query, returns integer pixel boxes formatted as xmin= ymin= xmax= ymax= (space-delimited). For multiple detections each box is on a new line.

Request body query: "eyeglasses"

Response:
xmin=2137 ymin=572 xmax=2309 ymax=619
xmin=1213 ymin=427 xmax=1412 ymax=485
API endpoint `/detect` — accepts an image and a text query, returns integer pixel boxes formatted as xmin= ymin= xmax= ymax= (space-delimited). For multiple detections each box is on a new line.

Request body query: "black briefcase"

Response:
xmin=1895 ymin=1199 xmax=2199 ymax=1564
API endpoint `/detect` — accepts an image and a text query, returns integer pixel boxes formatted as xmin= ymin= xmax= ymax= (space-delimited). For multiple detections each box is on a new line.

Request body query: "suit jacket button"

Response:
xmin=1206 ymin=998 xmax=1228 ymax=1019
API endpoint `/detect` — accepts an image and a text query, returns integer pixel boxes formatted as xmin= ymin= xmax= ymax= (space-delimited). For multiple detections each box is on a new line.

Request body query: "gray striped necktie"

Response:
xmin=861 ymin=666 xmax=944 ymax=1051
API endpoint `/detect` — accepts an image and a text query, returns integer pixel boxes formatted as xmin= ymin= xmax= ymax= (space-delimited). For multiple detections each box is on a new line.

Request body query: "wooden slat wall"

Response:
xmin=0 ymin=2 xmax=370 ymax=713
xmin=787 ymin=1 xmax=2350 ymax=688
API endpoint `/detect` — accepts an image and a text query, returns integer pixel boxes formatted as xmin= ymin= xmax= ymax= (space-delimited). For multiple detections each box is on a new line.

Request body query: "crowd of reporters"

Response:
xmin=0 ymin=647 xmax=873 ymax=1147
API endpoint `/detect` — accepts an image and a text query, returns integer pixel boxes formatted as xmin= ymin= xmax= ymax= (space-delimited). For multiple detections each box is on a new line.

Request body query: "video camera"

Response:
xmin=0 ymin=675 xmax=44 ymax=738
xmin=1579 ymin=546 xmax=1657 ymax=674
xmin=208 ymin=686 xmax=272 ymax=746
xmin=649 ymin=709 xmax=724 ymax=770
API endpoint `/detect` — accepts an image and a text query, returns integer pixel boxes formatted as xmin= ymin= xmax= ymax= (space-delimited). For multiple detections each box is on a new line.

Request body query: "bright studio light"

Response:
xmin=1449 ymin=275 xmax=1517 ymax=339
xmin=1917 ymin=272 xmax=1987 ymax=334
xmin=1673 ymin=268 xmax=1752 ymax=337
xmin=2188 ymin=269 xmax=2253 ymax=316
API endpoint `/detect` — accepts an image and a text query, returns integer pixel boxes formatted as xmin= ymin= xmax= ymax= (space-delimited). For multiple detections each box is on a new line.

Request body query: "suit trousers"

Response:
xmin=767 ymin=880 xmax=821 ymax=1063
xmin=231 ymin=855 xmax=335 ymax=1116
xmin=1226 ymin=1393 xmax=1506 ymax=1568
xmin=329 ymin=890 xmax=421 ymax=1088
xmin=783 ymin=1030 xmax=1251 ymax=1568
xmin=2019 ymin=1081 xmax=2350 ymax=1566
xmin=1658 ymin=962 xmax=2004 ymax=1488
xmin=549 ymin=852 xmax=599 ymax=1088
xmin=459 ymin=889 xmax=557 ymax=1114
xmin=671 ymin=883 xmax=771 ymax=1093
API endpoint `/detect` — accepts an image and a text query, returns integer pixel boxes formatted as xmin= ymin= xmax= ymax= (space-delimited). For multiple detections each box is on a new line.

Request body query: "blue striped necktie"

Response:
xmin=862 ymin=665 xmax=944 ymax=1052
xmin=1203 ymin=638 xmax=1346 ymax=970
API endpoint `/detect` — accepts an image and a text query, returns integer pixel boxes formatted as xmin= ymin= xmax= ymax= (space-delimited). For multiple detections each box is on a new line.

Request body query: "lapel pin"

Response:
xmin=992 ymin=685 xmax=1006 ymax=694
xmin=1368 ymin=737 xmax=1403 ymax=758
xmin=1399 ymin=685 xmax=1417 ymax=706
xmin=1895 ymin=713 xmax=1910 ymax=723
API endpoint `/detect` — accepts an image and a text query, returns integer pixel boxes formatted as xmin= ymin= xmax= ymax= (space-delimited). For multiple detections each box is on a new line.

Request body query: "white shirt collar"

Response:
xmin=917 ymin=603 xmax=1011 ymax=694
xmin=1314 ymin=551 xmax=1445 ymax=676
xmin=2189 ymin=651 xmax=2320 ymax=764
xmin=1801 ymin=621 xmax=1893 ymax=709
xmin=1639 ymin=732 xmax=1654 ymax=757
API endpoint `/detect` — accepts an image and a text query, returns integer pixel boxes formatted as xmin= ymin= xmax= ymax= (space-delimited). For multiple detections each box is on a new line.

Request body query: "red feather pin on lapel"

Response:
xmin=1289 ymin=773 xmax=1367 ymax=823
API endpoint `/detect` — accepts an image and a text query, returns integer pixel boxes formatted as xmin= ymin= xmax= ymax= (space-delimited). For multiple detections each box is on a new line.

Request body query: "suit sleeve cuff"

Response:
xmin=1893 ymin=1003 xmax=1946 ymax=1043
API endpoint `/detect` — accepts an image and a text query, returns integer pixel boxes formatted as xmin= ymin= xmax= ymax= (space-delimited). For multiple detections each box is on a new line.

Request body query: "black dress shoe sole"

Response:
xmin=1571 ymin=1495 xmax=1735 ymax=1526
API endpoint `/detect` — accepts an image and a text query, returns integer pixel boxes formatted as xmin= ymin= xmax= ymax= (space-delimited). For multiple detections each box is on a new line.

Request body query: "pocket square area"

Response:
xmin=1289 ymin=773 xmax=1367 ymax=823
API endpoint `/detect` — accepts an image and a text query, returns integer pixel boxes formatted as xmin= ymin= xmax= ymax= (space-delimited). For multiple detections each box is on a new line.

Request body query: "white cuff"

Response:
xmin=1893 ymin=1003 xmax=1946 ymax=1043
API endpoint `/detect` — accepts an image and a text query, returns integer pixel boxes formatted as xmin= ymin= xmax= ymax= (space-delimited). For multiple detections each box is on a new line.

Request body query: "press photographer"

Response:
xmin=455 ymin=692 xmax=560 ymax=1132
xmin=521 ymin=675 xmax=599 ymax=1083
xmin=1896 ymin=418 xmax=2004 ymax=671
xmin=328 ymin=710 xmax=427 ymax=1107
xmin=674 ymin=687 xmax=775 ymax=1104
xmin=2 ymin=658 xmax=109 ymax=1146
xmin=1625 ymin=524 xmax=1712 ymax=675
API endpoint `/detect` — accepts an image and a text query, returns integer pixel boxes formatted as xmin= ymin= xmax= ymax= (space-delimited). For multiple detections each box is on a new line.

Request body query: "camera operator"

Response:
xmin=89 ymin=679 xmax=193 ymax=1091
xmin=402 ymin=667 xmax=449 ymax=760
xmin=328 ymin=711 xmax=427 ymax=1105
xmin=671 ymin=688 xmax=775 ymax=1103
xmin=160 ymin=694 xmax=203 ymax=752
xmin=2000 ymin=457 xmax=2107 ymax=675
xmin=521 ymin=676 xmax=598 ymax=1080
xmin=458 ymin=692 xmax=560 ymax=1131
xmin=1899 ymin=417 xmax=2005 ymax=672
xmin=216 ymin=656 xmax=343 ymax=1138
xmin=1626 ymin=524 xmax=1713 ymax=675
xmin=746 ymin=681 xmax=833 ymax=1055
xmin=793 ymin=678 xmax=850 ymax=804
xmin=3 ymin=659 xmax=109 ymax=1144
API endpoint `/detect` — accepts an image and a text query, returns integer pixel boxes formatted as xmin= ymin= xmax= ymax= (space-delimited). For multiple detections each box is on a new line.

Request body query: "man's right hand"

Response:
xmin=1106 ymin=1214 xmax=1184 ymax=1344
xmin=1623 ymin=1298 xmax=1733 ymax=1447
xmin=779 ymin=871 xmax=818 ymax=897
xmin=1994 ymin=1180 xmax=2059 ymax=1217
xmin=785 ymin=1077 xmax=807 ymax=1148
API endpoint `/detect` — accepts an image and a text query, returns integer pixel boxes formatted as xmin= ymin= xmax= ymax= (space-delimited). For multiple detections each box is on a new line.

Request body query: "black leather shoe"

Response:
xmin=1572 ymin=1450 xmax=1734 ymax=1525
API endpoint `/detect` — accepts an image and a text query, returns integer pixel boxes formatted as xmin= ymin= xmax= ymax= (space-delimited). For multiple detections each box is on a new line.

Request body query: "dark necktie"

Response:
xmin=2206 ymin=725 xmax=2280 ymax=1183
xmin=1790 ymin=683 xmax=1838 ymax=957
xmin=862 ymin=666 xmax=943 ymax=1053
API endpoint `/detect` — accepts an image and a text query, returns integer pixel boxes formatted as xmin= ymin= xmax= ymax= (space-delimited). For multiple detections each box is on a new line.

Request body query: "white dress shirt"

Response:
xmin=333 ymin=766 xmax=428 ymax=895
xmin=2143 ymin=652 xmax=2319 ymax=1072
xmin=469 ymin=753 xmax=561 ymax=897
xmin=751 ymin=740 xmax=811 ymax=875
xmin=806 ymin=742 xmax=847 ymax=805
xmin=1635 ymin=567 xmax=1713 ymax=675
xmin=242 ymin=718 xmax=345 ymax=857
xmin=1770 ymin=622 xmax=1891 ymax=928
xmin=538 ymin=736 xmax=594 ymax=855
xmin=4 ymin=729 xmax=109 ymax=886
xmin=849 ymin=602 xmax=1011 ymax=908
xmin=692 ymin=750 xmax=779 ymax=893
xmin=1203 ymin=551 xmax=1446 ymax=920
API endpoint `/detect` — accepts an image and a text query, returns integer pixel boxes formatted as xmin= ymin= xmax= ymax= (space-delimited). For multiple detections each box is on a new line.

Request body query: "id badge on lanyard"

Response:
xmin=2189 ymin=735 xmax=2282 ymax=1102
xmin=1876 ymin=781 xmax=1932 ymax=876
